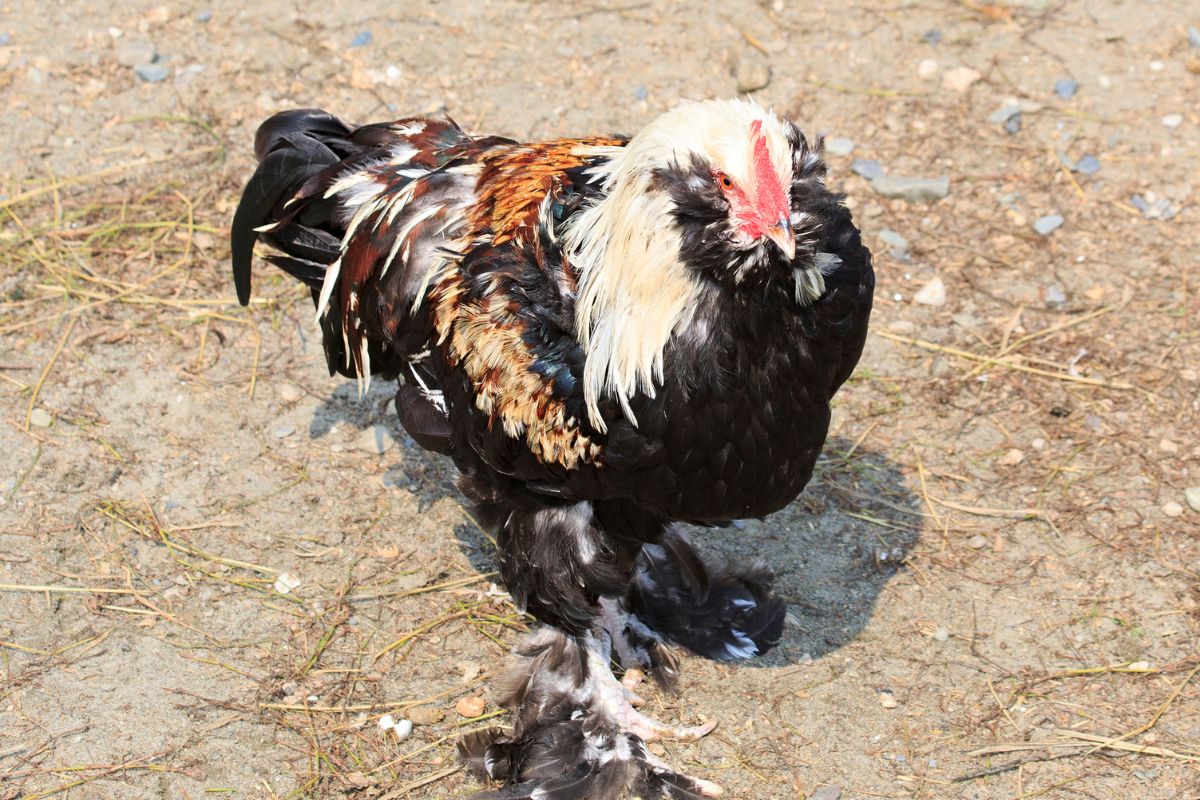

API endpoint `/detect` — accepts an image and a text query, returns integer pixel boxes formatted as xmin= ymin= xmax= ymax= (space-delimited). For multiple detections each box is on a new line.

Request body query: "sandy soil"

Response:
xmin=1 ymin=1 xmax=1198 ymax=799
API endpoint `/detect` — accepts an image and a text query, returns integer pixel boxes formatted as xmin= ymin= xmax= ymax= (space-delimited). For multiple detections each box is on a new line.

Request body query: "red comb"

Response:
xmin=750 ymin=120 xmax=789 ymax=223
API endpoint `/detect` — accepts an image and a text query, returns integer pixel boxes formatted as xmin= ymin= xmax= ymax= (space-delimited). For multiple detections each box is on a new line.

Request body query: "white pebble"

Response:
xmin=378 ymin=714 xmax=396 ymax=731
xmin=1162 ymin=114 xmax=1183 ymax=129
xmin=918 ymin=59 xmax=938 ymax=78
xmin=878 ymin=691 xmax=899 ymax=708
xmin=277 ymin=383 xmax=302 ymax=403
xmin=1162 ymin=502 xmax=1184 ymax=518
xmin=966 ymin=535 xmax=988 ymax=549
xmin=273 ymin=572 xmax=302 ymax=594
xmin=933 ymin=627 xmax=950 ymax=642
xmin=1185 ymin=487 xmax=1200 ymax=512
xmin=913 ymin=276 xmax=946 ymax=306
xmin=28 ymin=408 xmax=53 ymax=428
xmin=393 ymin=719 xmax=413 ymax=740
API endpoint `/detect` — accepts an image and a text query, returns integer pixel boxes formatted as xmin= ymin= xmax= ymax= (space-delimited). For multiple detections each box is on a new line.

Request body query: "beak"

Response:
xmin=765 ymin=216 xmax=796 ymax=260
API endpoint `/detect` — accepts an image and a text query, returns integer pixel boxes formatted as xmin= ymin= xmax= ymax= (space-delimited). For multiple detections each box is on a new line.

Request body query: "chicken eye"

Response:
xmin=719 ymin=175 xmax=733 ymax=189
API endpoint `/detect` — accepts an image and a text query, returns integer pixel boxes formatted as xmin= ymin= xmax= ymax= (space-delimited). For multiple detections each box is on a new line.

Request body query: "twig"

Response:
xmin=24 ymin=316 xmax=77 ymax=430
xmin=0 ymin=583 xmax=146 ymax=595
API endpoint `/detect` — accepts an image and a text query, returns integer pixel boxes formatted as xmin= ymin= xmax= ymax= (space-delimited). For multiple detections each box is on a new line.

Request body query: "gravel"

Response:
xmin=356 ymin=424 xmax=396 ymax=454
xmin=28 ymin=408 xmax=52 ymax=428
xmin=942 ymin=66 xmax=981 ymax=92
xmin=933 ymin=627 xmax=950 ymax=642
xmin=871 ymin=175 xmax=950 ymax=202
xmin=1054 ymin=78 xmax=1079 ymax=99
xmin=195 ymin=9 xmax=212 ymax=22
xmin=115 ymin=39 xmax=156 ymax=67
xmin=967 ymin=535 xmax=989 ymax=549
xmin=988 ymin=103 xmax=1022 ymax=124
xmin=277 ymin=384 xmax=302 ymax=403
xmin=1185 ymin=487 xmax=1200 ymax=512
xmin=1161 ymin=113 xmax=1183 ymax=129
xmin=810 ymin=788 xmax=842 ymax=800
xmin=918 ymin=58 xmax=938 ymax=78
xmin=349 ymin=30 xmax=373 ymax=48
xmin=1162 ymin=501 xmax=1184 ymax=518
xmin=1044 ymin=285 xmax=1067 ymax=306
xmin=1004 ymin=113 xmax=1023 ymax=134
xmin=1190 ymin=26 xmax=1200 ymax=48
xmin=1073 ymin=155 xmax=1101 ymax=176
xmin=1034 ymin=214 xmax=1064 ymax=235
xmin=879 ymin=229 xmax=908 ymax=251
xmin=850 ymin=158 xmax=885 ymax=180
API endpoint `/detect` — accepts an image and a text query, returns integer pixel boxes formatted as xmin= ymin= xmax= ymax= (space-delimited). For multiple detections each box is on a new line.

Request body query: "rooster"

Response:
xmin=232 ymin=98 xmax=873 ymax=799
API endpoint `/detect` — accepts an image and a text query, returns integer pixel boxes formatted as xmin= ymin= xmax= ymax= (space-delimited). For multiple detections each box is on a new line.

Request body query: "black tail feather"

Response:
xmin=628 ymin=528 xmax=785 ymax=662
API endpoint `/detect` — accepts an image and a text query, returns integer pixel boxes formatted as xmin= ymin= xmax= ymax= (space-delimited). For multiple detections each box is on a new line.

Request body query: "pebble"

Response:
xmin=879 ymin=229 xmax=908 ymax=251
xmin=1054 ymin=78 xmax=1078 ymax=99
xmin=988 ymin=103 xmax=1021 ymax=124
xmin=28 ymin=408 xmax=52 ymax=428
xmin=273 ymin=572 xmax=301 ymax=595
xmin=271 ymin=424 xmax=295 ymax=439
xmin=922 ymin=29 xmax=942 ymax=45
xmin=277 ymin=383 xmax=302 ymax=403
xmin=878 ymin=691 xmax=898 ymax=709
xmin=1161 ymin=114 xmax=1183 ymax=129
xmin=1033 ymin=214 xmax=1063 ymax=235
xmin=135 ymin=63 xmax=170 ymax=83
xmin=116 ymin=39 xmax=156 ymax=67
xmin=407 ymin=705 xmax=445 ymax=725
xmin=734 ymin=51 xmax=772 ymax=93
xmin=378 ymin=713 xmax=397 ymax=731
xmin=850 ymin=158 xmax=885 ymax=180
xmin=1098 ymin=73 xmax=1112 ymax=88
xmin=1190 ymin=26 xmax=1200 ymax=48
xmin=1162 ymin=501 xmax=1184 ymax=518
xmin=392 ymin=718 xmax=413 ymax=740
xmin=933 ymin=627 xmax=950 ymax=642
xmin=913 ymin=276 xmax=946 ymax=306
xmin=0 ymin=32 xmax=9 ymax=46
xmin=872 ymin=175 xmax=950 ymax=202
xmin=997 ymin=448 xmax=1025 ymax=466
xmin=356 ymin=424 xmax=396 ymax=454
xmin=633 ymin=85 xmax=648 ymax=101
xmin=1044 ymin=285 xmax=1067 ymax=306
xmin=811 ymin=788 xmax=842 ymax=800
xmin=1031 ymin=437 xmax=1046 ymax=450
xmin=942 ymin=66 xmax=981 ymax=92
xmin=1184 ymin=487 xmax=1200 ymax=512
xmin=1130 ymin=193 xmax=1177 ymax=220
xmin=824 ymin=137 xmax=855 ymax=156
xmin=887 ymin=319 xmax=915 ymax=335
xmin=349 ymin=30 xmax=373 ymax=48
xmin=1073 ymin=155 xmax=1101 ymax=176
xmin=195 ymin=9 xmax=212 ymax=22
xmin=456 ymin=695 xmax=486 ymax=718
xmin=917 ymin=58 xmax=938 ymax=78
xmin=1004 ymin=113 xmax=1023 ymax=134
xmin=1160 ymin=438 xmax=1178 ymax=453
xmin=966 ymin=535 xmax=988 ymax=549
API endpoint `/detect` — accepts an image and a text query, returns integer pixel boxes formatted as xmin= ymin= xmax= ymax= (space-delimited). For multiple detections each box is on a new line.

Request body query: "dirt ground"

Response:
xmin=2 ymin=1 xmax=1199 ymax=798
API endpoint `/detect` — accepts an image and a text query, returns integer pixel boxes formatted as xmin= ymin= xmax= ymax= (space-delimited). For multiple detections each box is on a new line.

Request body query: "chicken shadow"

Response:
xmin=307 ymin=382 xmax=920 ymax=664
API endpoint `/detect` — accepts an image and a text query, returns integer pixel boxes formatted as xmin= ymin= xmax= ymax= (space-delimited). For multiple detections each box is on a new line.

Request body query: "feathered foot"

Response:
xmin=459 ymin=627 xmax=721 ymax=800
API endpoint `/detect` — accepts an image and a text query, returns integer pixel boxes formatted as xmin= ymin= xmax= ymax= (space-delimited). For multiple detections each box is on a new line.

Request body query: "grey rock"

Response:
xmin=988 ymin=103 xmax=1021 ymax=124
xmin=922 ymin=29 xmax=942 ymax=45
xmin=1189 ymin=26 xmax=1200 ymax=48
xmin=356 ymin=424 xmax=396 ymax=454
xmin=1184 ymin=487 xmax=1200 ymax=512
xmin=633 ymin=85 xmax=648 ymax=101
xmin=1004 ymin=113 xmax=1023 ymax=134
xmin=135 ymin=62 xmax=170 ymax=83
xmin=29 ymin=408 xmax=52 ymax=428
xmin=1044 ymin=285 xmax=1067 ymax=306
xmin=912 ymin=276 xmax=946 ymax=306
xmin=871 ymin=174 xmax=950 ymax=202
xmin=967 ymin=535 xmax=988 ymax=549
xmin=1054 ymin=78 xmax=1079 ymax=100
xmin=271 ymin=424 xmax=295 ymax=439
xmin=933 ymin=627 xmax=950 ymax=642
xmin=824 ymin=137 xmax=855 ymax=156
xmin=1130 ymin=194 xmax=1177 ymax=220
xmin=0 ymin=32 xmax=10 ymax=46
xmin=116 ymin=39 xmax=156 ymax=67
xmin=879 ymin=229 xmax=909 ymax=250
xmin=811 ymin=788 xmax=842 ymax=800
xmin=1033 ymin=214 xmax=1063 ymax=235
xmin=349 ymin=30 xmax=373 ymax=48
xmin=1074 ymin=155 xmax=1100 ymax=176
xmin=196 ymin=9 xmax=212 ymax=22
xmin=851 ymin=158 xmax=885 ymax=180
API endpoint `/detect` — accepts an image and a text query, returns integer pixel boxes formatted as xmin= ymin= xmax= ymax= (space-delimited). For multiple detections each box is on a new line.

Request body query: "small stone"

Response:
xmin=933 ymin=627 xmax=950 ymax=642
xmin=455 ymin=695 xmax=486 ymax=718
xmin=879 ymin=229 xmax=909 ymax=251
xmin=997 ymin=449 xmax=1025 ymax=466
xmin=1183 ymin=487 xmax=1200 ymax=512
xmin=811 ymin=787 xmax=842 ymax=800
xmin=349 ymin=30 xmax=373 ymax=48
xmin=0 ymin=32 xmax=10 ymax=46
xmin=824 ymin=137 xmax=855 ymax=156
xmin=1054 ymin=78 xmax=1078 ymax=100
xmin=1160 ymin=438 xmax=1178 ymax=453
xmin=942 ymin=66 xmax=981 ymax=93
xmin=273 ymin=572 xmax=301 ymax=595
xmin=988 ymin=103 xmax=1022 ymax=124
xmin=917 ymin=58 xmax=938 ymax=78
xmin=407 ymin=705 xmax=444 ymax=726
xmin=871 ymin=175 xmax=950 ymax=202
xmin=966 ymin=535 xmax=988 ymax=549
xmin=1098 ymin=73 xmax=1112 ymax=88
xmin=28 ymin=408 xmax=52 ymax=428
xmin=887 ymin=319 xmax=915 ymax=335
xmin=356 ymin=424 xmax=396 ymax=454
xmin=1189 ymin=26 xmax=1200 ymax=48
xmin=135 ymin=63 xmax=170 ymax=83
xmin=734 ymin=51 xmax=771 ymax=93
xmin=633 ymin=85 xmax=648 ymax=101
xmin=116 ymin=39 xmax=156 ymax=67
xmin=913 ymin=277 xmax=945 ymax=306
xmin=878 ymin=691 xmax=898 ymax=709
xmin=1162 ymin=114 xmax=1183 ymax=129
xmin=1044 ymin=285 xmax=1067 ymax=306
xmin=1162 ymin=501 xmax=1184 ymax=518
xmin=850 ymin=158 xmax=885 ymax=180
xmin=143 ymin=5 xmax=170 ymax=25
xmin=195 ymin=9 xmax=212 ymax=22
xmin=1073 ymin=155 xmax=1101 ymax=176
xmin=271 ymin=424 xmax=294 ymax=439
xmin=1004 ymin=113 xmax=1023 ymax=134
xmin=1031 ymin=438 xmax=1046 ymax=450
xmin=1150 ymin=60 xmax=1165 ymax=72
xmin=378 ymin=714 xmax=396 ymax=731
xmin=277 ymin=383 xmax=302 ymax=403
xmin=922 ymin=29 xmax=942 ymax=45
xmin=392 ymin=718 xmax=413 ymax=740
xmin=1033 ymin=214 xmax=1063 ymax=235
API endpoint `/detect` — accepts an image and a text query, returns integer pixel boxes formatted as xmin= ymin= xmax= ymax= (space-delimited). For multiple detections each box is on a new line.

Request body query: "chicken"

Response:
xmin=231 ymin=98 xmax=874 ymax=799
